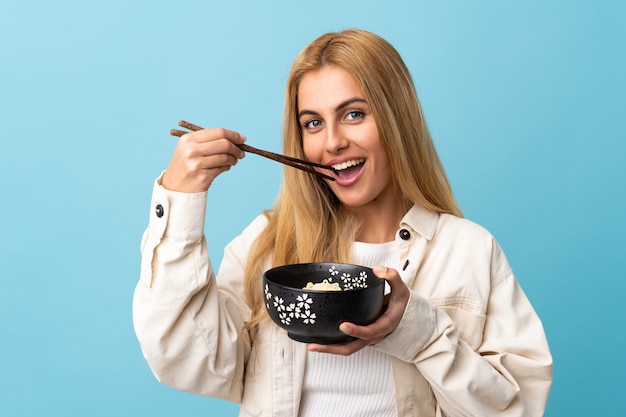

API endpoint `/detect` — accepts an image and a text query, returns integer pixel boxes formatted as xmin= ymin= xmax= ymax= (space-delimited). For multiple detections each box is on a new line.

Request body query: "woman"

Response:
xmin=133 ymin=29 xmax=553 ymax=416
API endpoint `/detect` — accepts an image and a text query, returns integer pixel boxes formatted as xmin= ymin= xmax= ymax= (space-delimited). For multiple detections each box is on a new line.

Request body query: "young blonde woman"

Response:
xmin=133 ymin=29 xmax=553 ymax=416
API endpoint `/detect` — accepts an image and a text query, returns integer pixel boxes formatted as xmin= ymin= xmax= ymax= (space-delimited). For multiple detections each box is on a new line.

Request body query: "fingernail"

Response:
xmin=339 ymin=323 xmax=352 ymax=334
xmin=373 ymin=265 xmax=386 ymax=275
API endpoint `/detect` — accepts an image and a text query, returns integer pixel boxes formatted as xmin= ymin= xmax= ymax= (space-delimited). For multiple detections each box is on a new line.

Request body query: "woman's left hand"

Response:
xmin=307 ymin=265 xmax=410 ymax=355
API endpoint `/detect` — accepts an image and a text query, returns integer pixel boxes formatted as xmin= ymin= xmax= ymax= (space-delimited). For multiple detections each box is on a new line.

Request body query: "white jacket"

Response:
xmin=133 ymin=179 xmax=553 ymax=416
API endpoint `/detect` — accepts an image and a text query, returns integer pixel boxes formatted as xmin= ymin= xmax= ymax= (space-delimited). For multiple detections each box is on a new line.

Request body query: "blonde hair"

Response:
xmin=243 ymin=29 xmax=461 ymax=334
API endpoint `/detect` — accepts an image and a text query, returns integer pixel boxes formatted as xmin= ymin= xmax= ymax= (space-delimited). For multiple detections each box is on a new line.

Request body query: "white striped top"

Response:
xmin=298 ymin=240 xmax=402 ymax=417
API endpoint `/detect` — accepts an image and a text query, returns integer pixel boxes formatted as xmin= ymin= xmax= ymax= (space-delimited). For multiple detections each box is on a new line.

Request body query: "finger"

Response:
xmin=194 ymin=152 xmax=242 ymax=171
xmin=373 ymin=269 xmax=409 ymax=326
xmin=307 ymin=337 xmax=370 ymax=356
xmin=338 ymin=317 xmax=393 ymax=342
xmin=198 ymin=137 xmax=246 ymax=161
xmin=178 ymin=136 xmax=245 ymax=163
xmin=373 ymin=265 xmax=409 ymax=302
xmin=183 ymin=127 xmax=247 ymax=146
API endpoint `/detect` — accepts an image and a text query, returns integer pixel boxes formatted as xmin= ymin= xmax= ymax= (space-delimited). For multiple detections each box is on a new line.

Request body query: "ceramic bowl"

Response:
xmin=263 ymin=262 xmax=385 ymax=344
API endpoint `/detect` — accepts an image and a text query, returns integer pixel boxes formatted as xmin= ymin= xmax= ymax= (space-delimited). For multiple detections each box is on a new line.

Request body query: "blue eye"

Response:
xmin=346 ymin=110 xmax=364 ymax=121
xmin=304 ymin=119 xmax=323 ymax=129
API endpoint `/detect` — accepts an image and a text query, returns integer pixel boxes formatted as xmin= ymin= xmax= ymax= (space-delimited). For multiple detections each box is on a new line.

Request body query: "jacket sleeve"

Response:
xmin=375 ymin=237 xmax=553 ymax=416
xmin=132 ymin=177 xmax=266 ymax=403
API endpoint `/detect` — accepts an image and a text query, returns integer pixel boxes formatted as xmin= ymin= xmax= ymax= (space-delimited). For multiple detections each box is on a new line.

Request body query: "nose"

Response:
xmin=324 ymin=124 xmax=349 ymax=154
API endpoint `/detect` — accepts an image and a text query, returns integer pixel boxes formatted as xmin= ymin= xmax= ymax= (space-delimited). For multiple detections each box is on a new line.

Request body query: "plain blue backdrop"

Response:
xmin=1 ymin=1 xmax=624 ymax=415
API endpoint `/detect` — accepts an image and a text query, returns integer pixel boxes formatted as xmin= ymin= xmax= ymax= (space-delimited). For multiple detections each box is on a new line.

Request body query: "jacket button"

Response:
xmin=399 ymin=229 xmax=411 ymax=240
xmin=155 ymin=204 xmax=164 ymax=218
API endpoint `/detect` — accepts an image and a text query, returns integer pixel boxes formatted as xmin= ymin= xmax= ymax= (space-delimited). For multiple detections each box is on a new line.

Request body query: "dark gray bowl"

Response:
xmin=263 ymin=262 xmax=385 ymax=344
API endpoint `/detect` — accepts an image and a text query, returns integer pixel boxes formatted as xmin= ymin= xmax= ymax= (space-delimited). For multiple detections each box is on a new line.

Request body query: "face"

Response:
xmin=297 ymin=65 xmax=400 ymax=213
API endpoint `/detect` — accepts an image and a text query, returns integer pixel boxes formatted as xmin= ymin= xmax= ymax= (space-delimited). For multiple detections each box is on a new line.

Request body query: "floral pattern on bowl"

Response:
xmin=264 ymin=265 xmax=370 ymax=327
xmin=263 ymin=262 xmax=385 ymax=344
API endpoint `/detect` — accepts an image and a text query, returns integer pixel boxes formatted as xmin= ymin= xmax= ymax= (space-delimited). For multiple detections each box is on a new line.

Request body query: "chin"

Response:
xmin=336 ymin=196 xmax=376 ymax=209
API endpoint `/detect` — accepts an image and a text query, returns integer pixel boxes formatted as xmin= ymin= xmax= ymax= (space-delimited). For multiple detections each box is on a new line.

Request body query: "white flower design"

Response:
xmin=297 ymin=293 xmax=313 ymax=309
xmin=265 ymin=284 xmax=272 ymax=300
xmin=279 ymin=311 xmax=291 ymax=325
xmin=302 ymin=309 xmax=316 ymax=324
xmin=287 ymin=303 xmax=296 ymax=318
xmin=267 ymin=264 xmax=371 ymax=328
xmin=273 ymin=296 xmax=285 ymax=311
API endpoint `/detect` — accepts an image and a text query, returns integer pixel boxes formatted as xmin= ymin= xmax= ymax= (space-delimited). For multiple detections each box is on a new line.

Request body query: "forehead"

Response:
xmin=297 ymin=66 xmax=364 ymax=110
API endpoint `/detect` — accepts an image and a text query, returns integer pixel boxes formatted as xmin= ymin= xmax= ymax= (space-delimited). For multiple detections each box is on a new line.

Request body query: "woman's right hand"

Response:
xmin=161 ymin=127 xmax=246 ymax=193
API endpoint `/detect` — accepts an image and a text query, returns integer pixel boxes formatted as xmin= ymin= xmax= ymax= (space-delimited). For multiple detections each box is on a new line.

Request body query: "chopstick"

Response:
xmin=170 ymin=120 xmax=336 ymax=181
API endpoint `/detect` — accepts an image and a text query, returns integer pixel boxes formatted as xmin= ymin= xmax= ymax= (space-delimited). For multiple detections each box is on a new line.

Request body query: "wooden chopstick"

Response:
xmin=170 ymin=120 xmax=336 ymax=181
xmin=176 ymin=120 xmax=334 ymax=170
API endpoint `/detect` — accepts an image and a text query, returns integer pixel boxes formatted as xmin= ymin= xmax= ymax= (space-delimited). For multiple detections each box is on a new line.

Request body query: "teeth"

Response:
xmin=331 ymin=159 xmax=365 ymax=171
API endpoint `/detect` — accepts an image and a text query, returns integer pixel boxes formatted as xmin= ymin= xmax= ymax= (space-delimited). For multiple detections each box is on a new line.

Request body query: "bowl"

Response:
xmin=263 ymin=262 xmax=385 ymax=344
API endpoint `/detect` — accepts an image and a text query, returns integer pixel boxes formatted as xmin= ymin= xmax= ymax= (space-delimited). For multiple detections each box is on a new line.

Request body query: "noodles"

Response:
xmin=303 ymin=279 xmax=341 ymax=291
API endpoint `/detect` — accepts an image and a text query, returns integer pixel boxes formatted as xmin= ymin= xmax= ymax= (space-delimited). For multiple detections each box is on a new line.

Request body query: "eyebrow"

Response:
xmin=298 ymin=97 xmax=368 ymax=118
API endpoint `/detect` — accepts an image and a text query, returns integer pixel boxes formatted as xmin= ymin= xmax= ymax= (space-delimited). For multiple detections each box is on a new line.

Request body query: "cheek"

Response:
xmin=302 ymin=137 xmax=320 ymax=160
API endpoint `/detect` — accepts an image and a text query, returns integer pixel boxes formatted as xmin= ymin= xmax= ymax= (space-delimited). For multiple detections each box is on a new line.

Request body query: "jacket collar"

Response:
xmin=400 ymin=205 xmax=439 ymax=241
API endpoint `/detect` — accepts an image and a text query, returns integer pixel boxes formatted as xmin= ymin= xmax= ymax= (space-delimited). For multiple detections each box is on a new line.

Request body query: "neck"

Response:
xmin=353 ymin=199 xmax=409 ymax=243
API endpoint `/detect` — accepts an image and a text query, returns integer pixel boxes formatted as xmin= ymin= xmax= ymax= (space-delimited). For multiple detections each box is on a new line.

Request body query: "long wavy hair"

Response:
xmin=243 ymin=29 xmax=461 ymax=335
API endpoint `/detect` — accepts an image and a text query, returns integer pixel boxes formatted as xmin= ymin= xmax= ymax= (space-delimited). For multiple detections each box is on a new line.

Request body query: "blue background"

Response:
xmin=1 ymin=1 xmax=624 ymax=415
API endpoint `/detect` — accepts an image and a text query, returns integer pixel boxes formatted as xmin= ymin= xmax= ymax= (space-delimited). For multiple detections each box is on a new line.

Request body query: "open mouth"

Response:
xmin=331 ymin=158 xmax=366 ymax=180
